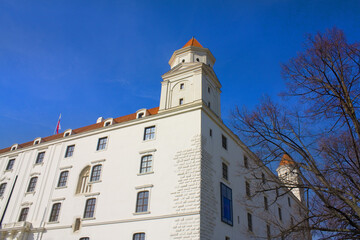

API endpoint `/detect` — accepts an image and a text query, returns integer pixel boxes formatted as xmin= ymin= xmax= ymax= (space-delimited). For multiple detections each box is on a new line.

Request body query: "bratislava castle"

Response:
xmin=0 ymin=38 xmax=311 ymax=240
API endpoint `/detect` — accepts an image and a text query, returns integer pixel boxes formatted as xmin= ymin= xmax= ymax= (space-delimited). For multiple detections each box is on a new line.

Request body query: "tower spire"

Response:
xmin=182 ymin=37 xmax=204 ymax=48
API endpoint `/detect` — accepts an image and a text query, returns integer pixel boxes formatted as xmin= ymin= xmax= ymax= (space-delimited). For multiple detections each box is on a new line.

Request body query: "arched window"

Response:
xmin=136 ymin=191 xmax=149 ymax=213
xmin=90 ymin=165 xmax=102 ymax=182
xmin=83 ymin=198 xmax=96 ymax=219
xmin=79 ymin=238 xmax=89 ymax=240
xmin=27 ymin=177 xmax=38 ymax=192
xmin=76 ymin=166 xmax=91 ymax=194
xmin=133 ymin=233 xmax=145 ymax=240
xmin=49 ymin=203 xmax=61 ymax=222
xmin=140 ymin=155 xmax=152 ymax=174
xmin=57 ymin=171 xmax=69 ymax=187
xmin=18 ymin=207 xmax=29 ymax=222
xmin=0 ymin=183 xmax=7 ymax=197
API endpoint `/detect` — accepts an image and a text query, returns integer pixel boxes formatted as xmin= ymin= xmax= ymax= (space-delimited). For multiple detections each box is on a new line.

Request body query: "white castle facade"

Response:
xmin=0 ymin=38 xmax=311 ymax=240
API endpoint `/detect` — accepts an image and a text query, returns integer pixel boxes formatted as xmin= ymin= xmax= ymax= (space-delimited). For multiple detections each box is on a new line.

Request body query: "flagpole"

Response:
xmin=54 ymin=114 xmax=62 ymax=135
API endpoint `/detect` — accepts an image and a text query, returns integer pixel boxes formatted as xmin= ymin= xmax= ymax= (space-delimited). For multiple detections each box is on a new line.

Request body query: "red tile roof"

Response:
xmin=279 ymin=154 xmax=295 ymax=166
xmin=0 ymin=107 xmax=159 ymax=154
xmin=182 ymin=37 xmax=203 ymax=48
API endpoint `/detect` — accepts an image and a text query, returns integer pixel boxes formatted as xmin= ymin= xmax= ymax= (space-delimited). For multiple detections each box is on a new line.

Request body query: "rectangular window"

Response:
xmin=57 ymin=171 xmax=69 ymax=187
xmin=262 ymin=172 xmax=266 ymax=184
xmin=247 ymin=212 xmax=253 ymax=232
xmin=133 ymin=233 xmax=145 ymax=240
xmin=140 ymin=155 xmax=153 ymax=174
xmin=27 ymin=177 xmax=38 ymax=192
xmin=264 ymin=196 xmax=268 ymax=210
xmin=143 ymin=126 xmax=155 ymax=141
xmin=267 ymin=224 xmax=271 ymax=240
xmin=278 ymin=207 xmax=282 ymax=221
xmin=49 ymin=203 xmax=61 ymax=222
xmin=288 ymin=197 xmax=291 ymax=207
xmin=0 ymin=183 xmax=7 ymax=197
xmin=276 ymin=187 xmax=279 ymax=197
xmin=225 ymin=237 xmax=230 ymax=240
xmin=220 ymin=183 xmax=233 ymax=225
xmin=90 ymin=165 xmax=102 ymax=182
xmin=179 ymin=98 xmax=184 ymax=105
xmin=246 ymin=181 xmax=251 ymax=198
xmin=222 ymin=135 xmax=227 ymax=150
xmin=65 ymin=145 xmax=75 ymax=158
xmin=83 ymin=198 xmax=96 ymax=218
xmin=35 ymin=152 xmax=45 ymax=164
xmin=136 ymin=191 xmax=149 ymax=213
xmin=96 ymin=137 xmax=107 ymax=151
xmin=210 ymin=129 xmax=212 ymax=137
xmin=18 ymin=207 xmax=29 ymax=222
xmin=244 ymin=156 xmax=248 ymax=169
xmin=180 ymin=83 xmax=184 ymax=89
xmin=222 ymin=163 xmax=228 ymax=181
xmin=6 ymin=159 xmax=15 ymax=170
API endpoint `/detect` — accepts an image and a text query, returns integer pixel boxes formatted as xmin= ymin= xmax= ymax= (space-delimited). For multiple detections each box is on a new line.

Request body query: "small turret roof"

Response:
xmin=280 ymin=154 xmax=295 ymax=166
xmin=182 ymin=37 xmax=203 ymax=48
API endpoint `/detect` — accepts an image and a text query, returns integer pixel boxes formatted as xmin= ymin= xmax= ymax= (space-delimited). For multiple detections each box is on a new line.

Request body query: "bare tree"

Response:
xmin=232 ymin=28 xmax=360 ymax=239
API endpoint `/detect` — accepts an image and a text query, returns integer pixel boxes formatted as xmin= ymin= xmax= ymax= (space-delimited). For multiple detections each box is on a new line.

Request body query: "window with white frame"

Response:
xmin=27 ymin=177 xmax=38 ymax=192
xmin=133 ymin=233 xmax=145 ymax=240
xmin=35 ymin=152 xmax=45 ymax=164
xmin=57 ymin=171 xmax=69 ymax=187
xmin=83 ymin=198 xmax=96 ymax=218
xmin=143 ymin=126 xmax=155 ymax=141
xmin=65 ymin=145 xmax=75 ymax=158
xmin=6 ymin=159 xmax=15 ymax=170
xmin=49 ymin=203 xmax=61 ymax=222
xmin=96 ymin=137 xmax=107 ymax=151
xmin=0 ymin=183 xmax=7 ymax=197
xmin=90 ymin=164 xmax=102 ymax=182
xmin=140 ymin=155 xmax=153 ymax=174
xmin=18 ymin=207 xmax=29 ymax=222
xmin=135 ymin=191 xmax=149 ymax=213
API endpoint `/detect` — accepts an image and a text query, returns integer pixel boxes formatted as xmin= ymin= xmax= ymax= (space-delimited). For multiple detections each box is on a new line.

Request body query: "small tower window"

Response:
xmin=196 ymin=58 xmax=200 ymax=62
xmin=179 ymin=98 xmax=184 ymax=105
xmin=209 ymin=129 xmax=212 ymax=137
xmin=180 ymin=83 xmax=184 ymax=90
xmin=208 ymin=87 xmax=211 ymax=93
xmin=208 ymin=102 xmax=211 ymax=108
xmin=182 ymin=59 xmax=185 ymax=63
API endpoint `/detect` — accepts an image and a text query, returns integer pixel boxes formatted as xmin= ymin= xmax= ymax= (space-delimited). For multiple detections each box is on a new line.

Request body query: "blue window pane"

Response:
xmin=221 ymin=183 xmax=233 ymax=225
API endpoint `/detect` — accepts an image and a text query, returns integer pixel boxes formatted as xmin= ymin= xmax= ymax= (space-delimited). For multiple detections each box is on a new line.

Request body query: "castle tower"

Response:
xmin=159 ymin=37 xmax=222 ymax=117
xmin=276 ymin=154 xmax=305 ymax=202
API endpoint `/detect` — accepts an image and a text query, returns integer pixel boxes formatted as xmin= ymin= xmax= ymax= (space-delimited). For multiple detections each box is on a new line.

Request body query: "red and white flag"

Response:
xmin=55 ymin=114 xmax=61 ymax=134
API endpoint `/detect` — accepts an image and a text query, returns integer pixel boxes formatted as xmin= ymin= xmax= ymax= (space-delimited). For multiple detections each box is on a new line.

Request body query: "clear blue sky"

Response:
xmin=0 ymin=0 xmax=359 ymax=148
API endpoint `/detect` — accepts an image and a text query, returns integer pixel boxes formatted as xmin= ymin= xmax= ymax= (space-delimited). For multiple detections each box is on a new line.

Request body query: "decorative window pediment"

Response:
xmin=33 ymin=137 xmax=42 ymax=145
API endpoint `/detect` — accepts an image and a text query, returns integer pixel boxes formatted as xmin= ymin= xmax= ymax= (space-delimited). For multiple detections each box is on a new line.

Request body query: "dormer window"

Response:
xmin=33 ymin=138 xmax=42 ymax=145
xmin=11 ymin=144 xmax=18 ymax=151
xmin=103 ymin=118 xmax=113 ymax=127
xmin=64 ymin=129 xmax=72 ymax=137
xmin=179 ymin=98 xmax=184 ymax=105
xmin=136 ymin=109 xmax=147 ymax=119
xmin=180 ymin=83 xmax=184 ymax=90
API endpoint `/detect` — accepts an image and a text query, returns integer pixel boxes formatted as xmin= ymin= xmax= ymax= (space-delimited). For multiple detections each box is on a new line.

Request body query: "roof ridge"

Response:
xmin=0 ymin=107 xmax=160 ymax=154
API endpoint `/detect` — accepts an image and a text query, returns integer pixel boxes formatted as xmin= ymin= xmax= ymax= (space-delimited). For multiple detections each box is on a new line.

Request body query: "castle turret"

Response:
xmin=276 ymin=154 xmax=305 ymax=202
xmin=159 ymin=37 xmax=222 ymax=117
